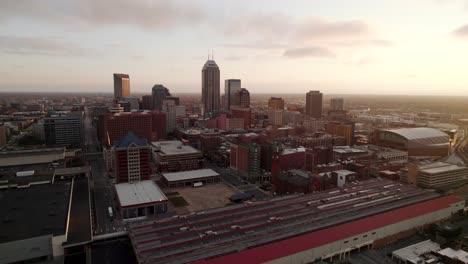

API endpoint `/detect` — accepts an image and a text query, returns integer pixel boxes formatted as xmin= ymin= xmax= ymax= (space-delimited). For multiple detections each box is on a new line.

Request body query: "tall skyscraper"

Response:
xmin=305 ymin=91 xmax=323 ymax=118
xmin=113 ymin=73 xmax=130 ymax=101
xmin=162 ymin=99 xmax=176 ymax=133
xmin=202 ymin=58 xmax=220 ymax=116
xmin=152 ymin=84 xmax=171 ymax=111
xmin=224 ymin=79 xmax=241 ymax=110
xmin=330 ymin=98 xmax=344 ymax=111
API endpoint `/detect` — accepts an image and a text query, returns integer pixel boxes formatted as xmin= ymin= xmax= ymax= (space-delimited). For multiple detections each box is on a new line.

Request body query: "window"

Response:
xmin=372 ymin=232 xmax=376 ymax=235
xmin=363 ymin=235 xmax=368 ymax=238
xmin=353 ymin=238 xmax=358 ymax=241
xmin=344 ymin=241 xmax=348 ymax=244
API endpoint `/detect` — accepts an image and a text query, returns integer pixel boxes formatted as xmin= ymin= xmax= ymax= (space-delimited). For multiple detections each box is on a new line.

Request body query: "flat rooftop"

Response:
xmin=0 ymin=148 xmax=65 ymax=167
xmin=420 ymin=162 xmax=468 ymax=174
xmin=0 ymin=181 xmax=71 ymax=243
xmin=151 ymin=141 xmax=200 ymax=156
xmin=116 ymin=180 xmax=167 ymax=208
xmin=128 ymin=179 xmax=444 ymax=264
xmin=392 ymin=240 xmax=440 ymax=264
xmin=162 ymin=169 xmax=220 ymax=182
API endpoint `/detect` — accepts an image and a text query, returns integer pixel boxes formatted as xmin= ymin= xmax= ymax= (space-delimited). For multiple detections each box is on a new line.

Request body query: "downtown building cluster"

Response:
xmin=1 ymin=56 xmax=468 ymax=264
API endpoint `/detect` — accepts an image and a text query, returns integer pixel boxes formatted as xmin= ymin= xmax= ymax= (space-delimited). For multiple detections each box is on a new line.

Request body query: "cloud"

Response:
xmin=283 ymin=47 xmax=335 ymax=58
xmin=344 ymin=57 xmax=379 ymax=66
xmin=296 ymin=19 xmax=372 ymax=41
xmin=0 ymin=0 xmax=205 ymax=30
xmin=453 ymin=23 xmax=468 ymax=37
xmin=223 ymin=43 xmax=287 ymax=49
xmin=0 ymin=35 xmax=90 ymax=56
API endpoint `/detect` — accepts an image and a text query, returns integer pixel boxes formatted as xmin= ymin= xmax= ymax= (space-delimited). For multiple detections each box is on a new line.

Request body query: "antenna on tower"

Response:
xmin=208 ymin=50 xmax=209 ymax=60
xmin=212 ymin=49 xmax=214 ymax=60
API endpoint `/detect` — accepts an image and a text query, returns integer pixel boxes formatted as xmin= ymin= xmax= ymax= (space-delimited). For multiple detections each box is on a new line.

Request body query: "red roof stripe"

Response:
xmin=195 ymin=195 xmax=462 ymax=264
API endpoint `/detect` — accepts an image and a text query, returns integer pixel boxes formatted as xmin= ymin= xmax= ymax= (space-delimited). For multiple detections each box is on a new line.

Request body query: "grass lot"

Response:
xmin=168 ymin=196 xmax=189 ymax=207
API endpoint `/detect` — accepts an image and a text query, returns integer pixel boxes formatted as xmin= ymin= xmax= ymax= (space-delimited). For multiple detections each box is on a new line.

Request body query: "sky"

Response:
xmin=0 ymin=0 xmax=468 ymax=95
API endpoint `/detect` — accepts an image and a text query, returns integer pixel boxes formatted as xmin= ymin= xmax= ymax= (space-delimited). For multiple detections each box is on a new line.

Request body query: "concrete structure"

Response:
xmin=115 ymin=180 xmax=168 ymax=220
xmin=123 ymin=96 xmax=140 ymax=110
xmin=401 ymin=161 xmax=468 ymax=188
xmin=330 ymin=98 xmax=344 ymax=111
xmin=128 ymin=179 xmax=463 ymax=264
xmin=268 ymin=97 xmax=285 ymax=110
xmin=161 ymin=168 xmax=221 ymax=188
xmin=0 ymin=147 xmax=66 ymax=168
xmin=113 ymin=73 xmax=130 ymax=101
xmin=392 ymin=240 xmax=441 ymax=264
xmin=162 ymin=99 xmax=176 ymax=133
xmin=44 ymin=114 xmax=83 ymax=148
xmin=303 ymin=119 xmax=327 ymax=133
xmin=151 ymin=84 xmax=170 ymax=111
xmin=306 ymin=90 xmax=323 ymax=118
xmin=152 ymin=140 xmax=203 ymax=172
xmin=377 ymin=127 xmax=450 ymax=157
xmin=224 ymin=79 xmax=241 ymax=110
xmin=202 ymin=59 xmax=220 ymax=116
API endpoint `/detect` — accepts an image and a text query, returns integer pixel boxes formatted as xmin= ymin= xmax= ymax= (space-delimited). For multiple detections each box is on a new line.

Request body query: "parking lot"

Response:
xmin=165 ymin=183 xmax=236 ymax=213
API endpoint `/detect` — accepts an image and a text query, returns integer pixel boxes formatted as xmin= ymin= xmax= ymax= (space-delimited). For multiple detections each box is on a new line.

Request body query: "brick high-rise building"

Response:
xmin=202 ymin=58 xmax=220 ymax=116
xmin=268 ymin=97 xmax=285 ymax=110
xmin=230 ymin=143 xmax=261 ymax=182
xmin=231 ymin=106 xmax=252 ymax=130
xmin=325 ymin=121 xmax=355 ymax=146
xmin=305 ymin=91 xmax=323 ymax=118
xmin=111 ymin=132 xmax=151 ymax=183
xmin=98 ymin=111 xmax=166 ymax=145
xmin=113 ymin=73 xmax=130 ymax=101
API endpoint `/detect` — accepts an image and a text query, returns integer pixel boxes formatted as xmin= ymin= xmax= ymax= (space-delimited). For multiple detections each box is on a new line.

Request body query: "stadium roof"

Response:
xmin=382 ymin=127 xmax=448 ymax=140
xmin=162 ymin=169 xmax=220 ymax=182
xmin=115 ymin=180 xmax=167 ymax=207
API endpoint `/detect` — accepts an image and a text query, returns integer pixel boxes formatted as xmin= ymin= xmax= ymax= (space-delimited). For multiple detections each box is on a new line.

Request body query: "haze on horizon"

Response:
xmin=0 ymin=0 xmax=467 ymax=96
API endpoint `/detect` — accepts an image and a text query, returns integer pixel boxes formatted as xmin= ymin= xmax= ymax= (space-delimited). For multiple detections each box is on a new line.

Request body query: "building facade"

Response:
xmin=305 ymin=90 xmax=323 ymax=118
xmin=224 ymin=79 xmax=241 ymax=110
xmin=268 ymin=97 xmax=285 ymax=110
xmin=113 ymin=73 xmax=130 ymax=101
xmin=330 ymin=98 xmax=344 ymax=111
xmin=44 ymin=115 xmax=83 ymax=148
xmin=151 ymin=84 xmax=171 ymax=111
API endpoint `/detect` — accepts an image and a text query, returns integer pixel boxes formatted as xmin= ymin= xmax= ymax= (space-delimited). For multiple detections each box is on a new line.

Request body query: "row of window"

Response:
xmin=343 ymin=232 xmax=377 ymax=244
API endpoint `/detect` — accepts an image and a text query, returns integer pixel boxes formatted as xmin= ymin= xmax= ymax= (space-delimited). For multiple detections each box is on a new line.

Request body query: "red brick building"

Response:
xmin=231 ymin=107 xmax=252 ymax=130
xmin=112 ymin=133 xmax=151 ymax=183
xmin=98 ymin=111 xmax=166 ymax=145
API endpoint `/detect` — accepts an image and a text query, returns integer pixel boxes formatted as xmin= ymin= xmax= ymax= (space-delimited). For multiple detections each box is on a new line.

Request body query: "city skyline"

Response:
xmin=1 ymin=0 xmax=468 ymax=95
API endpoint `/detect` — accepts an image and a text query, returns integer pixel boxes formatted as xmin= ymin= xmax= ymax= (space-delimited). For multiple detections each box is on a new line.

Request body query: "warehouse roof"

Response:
xmin=392 ymin=240 xmax=440 ymax=264
xmin=198 ymin=196 xmax=462 ymax=264
xmin=115 ymin=181 xmax=167 ymax=207
xmin=162 ymin=169 xmax=220 ymax=182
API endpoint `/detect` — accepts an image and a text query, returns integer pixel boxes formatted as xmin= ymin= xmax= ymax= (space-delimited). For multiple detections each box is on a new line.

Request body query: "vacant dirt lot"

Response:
xmin=166 ymin=183 xmax=236 ymax=213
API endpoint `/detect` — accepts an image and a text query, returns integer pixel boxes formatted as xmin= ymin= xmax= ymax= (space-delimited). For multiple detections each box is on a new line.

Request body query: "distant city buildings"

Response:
xmin=306 ymin=90 xmax=323 ymax=118
xmin=224 ymin=79 xmax=241 ymax=110
xmin=142 ymin=95 xmax=153 ymax=110
xmin=268 ymin=97 xmax=285 ymax=110
xmin=330 ymin=98 xmax=344 ymax=111
xmin=201 ymin=58 xmax=220 ymax=116
xmin=113 ymin=73 xmax=130 ymax=101
xmin=123 ymin=96 xmax=140 ymax=111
